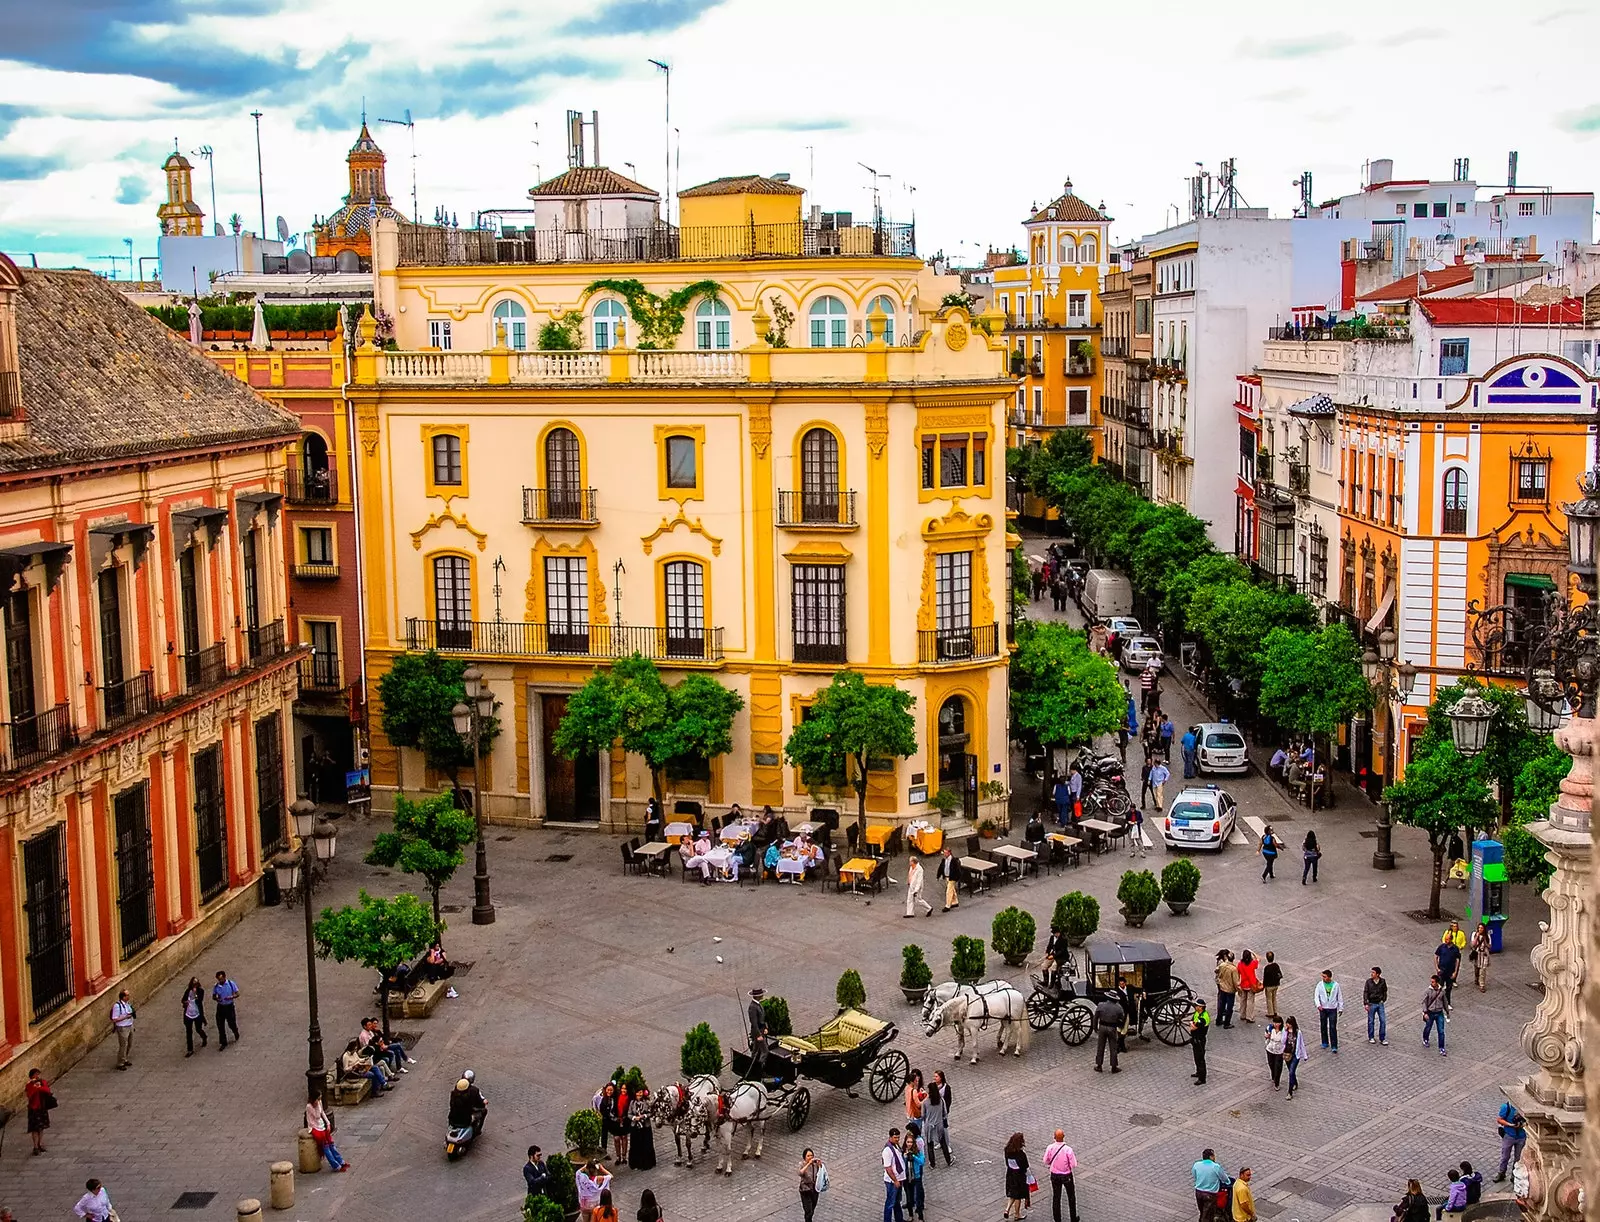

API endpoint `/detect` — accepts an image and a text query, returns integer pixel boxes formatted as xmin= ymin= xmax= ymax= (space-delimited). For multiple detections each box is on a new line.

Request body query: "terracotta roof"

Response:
xmin=1026 ymin=182 xmax=1109 ymax=225
xmin=528 ymin=166 xmax=657 ymax=198
xmin=1356 ymin=264 xmax=1477 ymax=302
xmin=1417 ymin=297 xmax=1584 ymax=326
xmin=1 ymin=268 xmax=300 ymax=474
xmin=678 ymin=175 xmax=806 ymax=198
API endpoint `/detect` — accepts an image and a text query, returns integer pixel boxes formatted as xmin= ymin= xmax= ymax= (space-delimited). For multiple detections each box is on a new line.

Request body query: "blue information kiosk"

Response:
xmin=1466 ymin=839 xmax=1508 ymax=953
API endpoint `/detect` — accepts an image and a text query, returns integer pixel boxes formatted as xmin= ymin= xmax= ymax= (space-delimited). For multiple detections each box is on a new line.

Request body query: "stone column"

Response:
xmin=1514 ymin=711 xmax=1591 ymax=1222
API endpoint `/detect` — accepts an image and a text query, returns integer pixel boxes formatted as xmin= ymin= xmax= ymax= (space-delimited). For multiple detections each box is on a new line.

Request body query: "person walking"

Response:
xmin=1053 ymin=776 xmax=1072 ymax=828
xmin=1284 ymin=1016 xmax=1307 ymax=1100
xmin=1300 ymin=831 xmax=1320 ymax=884
xmin=1495 ymin=1101 xmax=1526 ymax=1181
xmin=1422 ymin=975 xmax=1448 ymax=1056
xmin=1470 ymin=923 xmax=1491 ymax=992
xmin=1261 ymin=952 xmax=1282 ymax=1021
xmin=1237 ymin=951 xmax=1260 ymax=1024
xmin=180 ymin=978 xmax=208 ymax=1057
xmin=637 ymin=1189 xmax=663 ymax=1222
xmin=306 ymin=1092 xmax=349 ymax=1172
xmin=1158 ymin=713 xmax=1176 ymax=759
xmin=882 ymin=1128 xmax=907 ymax=1222
xmin=1215 ymin=952 xmax=1239 ymax=1029
xmin=1149 ymin=758 xmax=1171 ymax=811
xmin=1068 ymin=764 xmax=1084 ymax=822
xmin=937 ymin=848 xmax=960 ymax=913
xmin=24 ymin=1066 xmax=53 ymax=1154
xmin=1231 ymin=1167 xmax=1256 ymax=1222
xmin=1180 ymin=726 xmax=1198 ymax=778
xmin=1192 ymin=1150 xmax=1225 ymax=1222
xmin=1264 ymin=1019 xmax=1286 ymax=1090
xmin=1313 ymin=970 xmax=1342 ymax=1052
xmin=902 ymin=1124 xmax=926 ymax=1221
xmin=1002 ymin=1132 xmax=1030 ymax=1222
xmin=1435 ymin=933 xmax=1462 ymax=1011
xmin=1189 ymin=1000 xmax=1210 ymax=1085
xmin=924 ymin=1072 xmax=952 ymax=1167
xmin=798 ymin=1148 xmax=823 ymax=1222
xmin=212 ymin=970 xmax=240 ymax=1049
xmin=1126 ymin=805 xmax=1147 ymax=858
xmin=1042 ymin=1130 xmax=1081 ymax=1222
xmin=72 ymin=1179 xmax=113 ymax=1221
xmin=1364 ymin=967 xmax=1389 ymax=1045
xmin=1139 ymin=758 xmax=1156 ymax=809
xmin=1259 ymin=825 xmax=1280 ymax=882
xmin=109 ymin=989 xmax=135 ymax=1069
xmin=905 ymin=855 xmax=933 ymax=918
xmin=1094 ymin=991 xmax=1125 ymax=1073
xmin=1140 ymin=660 xmax=1160 ymax=715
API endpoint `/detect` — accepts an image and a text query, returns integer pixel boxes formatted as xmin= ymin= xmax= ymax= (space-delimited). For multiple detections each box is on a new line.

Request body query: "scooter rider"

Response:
xmin=449 ymin=1070 xmax=487 ymax=1136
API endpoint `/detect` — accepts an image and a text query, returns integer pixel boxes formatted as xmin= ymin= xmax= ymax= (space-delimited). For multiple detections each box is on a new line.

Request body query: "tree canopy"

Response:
xmin=364 ymin=792 xmax=477 ymax=928
xmin=314 ymin=890 xmax=440 ymax=1034
xmin=378 ymin=652 xmax=500 ymax=784
xmin=1417 ymin=678 xmax=1538 ymax=826
xmin=1384 ymin=742 xmax=1498 ymax=918
xmin=1257 ymin=623 xmax=1372 ymax=743
xmin=1009 ymin=621 xmax=1124 ymax=751
xmin=784 ymin=671 xmax=917 ymax=834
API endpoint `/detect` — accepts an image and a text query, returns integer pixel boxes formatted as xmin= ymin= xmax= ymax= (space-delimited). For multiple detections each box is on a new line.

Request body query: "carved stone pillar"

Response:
xmin=1514 ymin=711 xmax=1591 ymax=1222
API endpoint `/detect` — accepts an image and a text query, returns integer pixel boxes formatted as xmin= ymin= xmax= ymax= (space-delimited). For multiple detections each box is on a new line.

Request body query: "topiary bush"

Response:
xmin=545 ymin=1154 xmax=578 ymax=1213
xmin=680 ymin=1021 xmax=723 ymax=1077
xmin=900 ymin=944 xmax=933 ymax=990
xmin=991 ymin=906 xmax=1038 ymax=965
xmin=1052 ymin=891 xmax=1100 ymax=944
xmin=622 ymin=1065 xmax=646 ymax=1093
xmin=1161 ymin=858 xmax=1202 ymax=905
xmin=950 ymin=934 xmax=986 ymax=982
xmin=524 ymin=1194 xmax=565 ymax=1222
xmin=835 ymin=968 xmax=867 ymax=1011
xmin=564 ymin=1107 xmax=602 ymax=1155
xmin=1117 ymin=869 xmax=1162 ymax=922
xmin=761 ymin=995 xmax=793 ymax=1037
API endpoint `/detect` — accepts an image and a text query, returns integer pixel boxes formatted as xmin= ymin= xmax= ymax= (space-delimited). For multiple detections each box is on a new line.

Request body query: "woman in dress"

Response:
xmin=1284 ymin=1016 xmax=1307 ymax=1100
xmin=598 ymin=1082 xmax=625 ymax=1168
xmin=1002 ymin=1131 xmax=1030 ymax=1220
xmin=627 ymin=1084 xmax=657 ymax=1171
xmin=922 ymin=1073 xmax=949 ymax=1167
xmin=24 ymin=1067 xmax=51 ymax=1154
xmin=181 ymin=977 xmax=208 ymax=1057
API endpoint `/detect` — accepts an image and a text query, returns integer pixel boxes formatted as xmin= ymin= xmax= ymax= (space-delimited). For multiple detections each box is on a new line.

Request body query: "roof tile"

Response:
xmin=678 ymin=175 xmax=806 ymax=198
xmin=529 ymin=167 xmax=658 ymax=198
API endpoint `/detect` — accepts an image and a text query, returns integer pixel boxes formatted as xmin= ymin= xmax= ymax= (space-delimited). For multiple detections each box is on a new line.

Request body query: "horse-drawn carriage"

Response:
xmin=1026 ymin=936 xmax=1196 ymax=1048
xmin=729 ymin=1007 xmax=911 ymax=1131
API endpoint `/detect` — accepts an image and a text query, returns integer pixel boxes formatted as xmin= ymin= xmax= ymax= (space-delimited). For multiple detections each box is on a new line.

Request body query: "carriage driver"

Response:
xmin=747 ymin=988 xmax=770 ymax=1078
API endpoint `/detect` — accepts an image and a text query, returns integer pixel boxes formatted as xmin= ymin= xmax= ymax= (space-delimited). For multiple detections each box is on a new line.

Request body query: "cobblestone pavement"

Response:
xmin=0 ymin=556 xmax=1545 ymax=1222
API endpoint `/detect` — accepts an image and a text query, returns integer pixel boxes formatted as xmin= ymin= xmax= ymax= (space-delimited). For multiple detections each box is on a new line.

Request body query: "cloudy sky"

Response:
xmin=2 ymin=0 xmax=1598 ymax=276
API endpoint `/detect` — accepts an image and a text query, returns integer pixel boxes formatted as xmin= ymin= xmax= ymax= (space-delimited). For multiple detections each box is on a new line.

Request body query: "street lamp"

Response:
xmin=453 ymin=666 xmax=496 ymax=925
xmin=274 ymin=799 xmax=338 ymax=1104
xmin=1365 ymin=638 xmax=1418 ymax=870
xmin=1559 ymin=469 xmax=1600 ymax=594
xmin=1446 ymin=691 xmax=1497 ymax=758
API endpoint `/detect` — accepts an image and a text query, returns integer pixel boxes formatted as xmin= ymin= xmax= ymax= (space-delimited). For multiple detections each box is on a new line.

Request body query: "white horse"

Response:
xmin=923 ymin=986 xmax=1029 ymax=1062
xmin=712 ymin=1079 xmax=786 ymax=1175
xmin=650 ymin=1075 xmax=719 ymax=1166
xmin=919 ymin=978 xmax=1013 ymax=1029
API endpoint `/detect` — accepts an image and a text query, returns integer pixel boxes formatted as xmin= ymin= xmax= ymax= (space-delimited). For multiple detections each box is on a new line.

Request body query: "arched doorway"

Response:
xmin=937 ymin=695 xmax=977 ymax=820
xmin=300 ymin=432 xmax=331 ymax=502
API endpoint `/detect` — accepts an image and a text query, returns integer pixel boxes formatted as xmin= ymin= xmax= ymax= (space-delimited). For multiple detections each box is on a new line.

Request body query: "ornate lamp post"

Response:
xmin=452 ymin=666 xmax=496 ymax=926
xmin=273 ymin=800 xmax=338 ymax=1105
xmin=1464 ymin=471 xmax=1600 ymax=1222
xmin=1363 ymin=628 xmax=1416 ymax=870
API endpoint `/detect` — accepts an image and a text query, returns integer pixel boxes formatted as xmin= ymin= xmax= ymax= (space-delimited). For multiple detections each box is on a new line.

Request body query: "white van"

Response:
xmin=1082 ymin=569 xmax=1133 ymax=620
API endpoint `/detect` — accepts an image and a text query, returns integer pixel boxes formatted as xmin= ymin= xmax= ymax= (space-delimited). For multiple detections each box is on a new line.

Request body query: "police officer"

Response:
xmin=747 ymin=988 xmax=770 ymax=1078
xmin=1189 ymin=1000 xmax=1211 ymax=1085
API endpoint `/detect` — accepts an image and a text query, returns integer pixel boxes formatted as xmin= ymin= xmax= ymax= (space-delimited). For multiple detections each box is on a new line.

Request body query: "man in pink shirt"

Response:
xmin=1042 ymin=1130 xmax=1080 ymax=1222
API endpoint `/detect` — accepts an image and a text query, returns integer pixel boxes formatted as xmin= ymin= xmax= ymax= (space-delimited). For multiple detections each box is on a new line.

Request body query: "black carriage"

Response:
xmin=730 ymin=1008 xmax=910 ymax=1131
xmin=1027 ymin=936 xmax=1195 ymax=1048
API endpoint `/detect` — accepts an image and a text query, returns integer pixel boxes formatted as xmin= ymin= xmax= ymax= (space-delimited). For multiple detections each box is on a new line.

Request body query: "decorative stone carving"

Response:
xmin=748 ymin=402 xmax=772 ymax=460
xmin=118 ymin=739 xmax=139 ymax=782
xmin=865 ymin=401 xmax=889 ymax=459
xmin=26 ymin=778 xmax=52 ymax=828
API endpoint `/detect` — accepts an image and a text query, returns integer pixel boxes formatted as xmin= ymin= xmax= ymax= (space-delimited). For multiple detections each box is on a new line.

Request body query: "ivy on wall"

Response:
xmin=585 ymin=278 xmax=723 ymax=350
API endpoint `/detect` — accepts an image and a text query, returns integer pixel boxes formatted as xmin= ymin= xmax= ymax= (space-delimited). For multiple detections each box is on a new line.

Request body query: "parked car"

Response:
xmin=1121 ymin=636 xmax=1164 ymax=672
xmin=1104 ymin=616 xmax=1143 ymax=639
xmin=1160 ymin=785 xmax=1239 ymax=851
xmin=1188 ymin=722 xmax=1249 ymax=775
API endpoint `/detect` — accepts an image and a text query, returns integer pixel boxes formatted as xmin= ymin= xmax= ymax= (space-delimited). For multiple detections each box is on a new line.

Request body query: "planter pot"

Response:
xmin=901 ymin=985 xmax=929 ymax=1006
xmin=1065 ymin=932 xmax=1090 ymax=947
xmin=1165 ymin=900 xmax=1192 ymax=916
xmin=979 ymin=828 xmax=998 ymax=840
xmin=1120 ymin=906 xmax=1150 ymax=928
xmin=288 ymin=330 xmax=307 ymax=339
xmin=1001 ymin=953 xmax=1029 ymax=968
xmin=951 ymin=973 xmax=981 ymax=986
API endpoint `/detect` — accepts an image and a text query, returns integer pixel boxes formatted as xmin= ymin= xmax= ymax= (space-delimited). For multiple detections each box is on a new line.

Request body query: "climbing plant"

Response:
xmin=538 ymin=314 xmax=581 ymax=350
xmin=764 ymin=295 xmax=794 ymax=348
xmin=585 ymin=279 xmax=722 ymax=349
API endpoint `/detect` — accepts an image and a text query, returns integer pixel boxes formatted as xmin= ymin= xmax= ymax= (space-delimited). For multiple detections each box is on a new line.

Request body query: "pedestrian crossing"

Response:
xmin=1237 ymin=814 xmax=1267 ymax=846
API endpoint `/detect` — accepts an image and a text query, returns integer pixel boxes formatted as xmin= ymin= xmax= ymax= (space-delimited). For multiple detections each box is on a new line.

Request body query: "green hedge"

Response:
xmin=146 ymin=302 xmax=344 ymax=335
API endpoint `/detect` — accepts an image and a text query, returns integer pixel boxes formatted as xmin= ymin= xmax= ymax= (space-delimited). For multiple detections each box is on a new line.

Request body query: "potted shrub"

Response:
xmin=544 ymin=1153 xmax=579 ymax=1221
xmin=760 ymin=995 xmax=793 ymax=1037
xmin=977 ymin=818 xmax=998 ymax=840
xmin=900 ymin=944 xmax=933 ymax=1005
xmin=835 ymin=968 xmax=867 ymax=1012
xmin=679 ymin=1022 xmax=722 ymax=1077
xmin=1009 ymin=350 xmax=1026 ymax=376
xmin=950 ymin=934 xmax=986 ymax=984
xmin=1161 ymin=858 xmax=1202 ymax=915
xmin=1052 ymin=891 xmax=1100 ymax=947
xmin=563 ymin=1107 xmax=603 ymax=1158
xmin=525 ymin=1195 xmax=566 ymax=1222
xmin=991 ymin=906 xmax=1037 ymax=967
xmin=1116 ymin=869 xmax=1162 ymax=928
xmin=928 ymin=787 xmax=961 ymax=820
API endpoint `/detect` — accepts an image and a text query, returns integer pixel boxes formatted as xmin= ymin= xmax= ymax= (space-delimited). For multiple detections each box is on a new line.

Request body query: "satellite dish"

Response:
xmin=213 ymin=222 xmax=225 ymax=236
xmin=276 ymin=216 xmax=290 ymax=244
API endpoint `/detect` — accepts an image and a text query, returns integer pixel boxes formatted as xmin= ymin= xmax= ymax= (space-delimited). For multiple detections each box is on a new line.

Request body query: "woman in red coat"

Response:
xmin=1238 ymin=950 xmax=1261 ymax=1024
xmin=25 ymin=1067 xmax=52 ymax=1154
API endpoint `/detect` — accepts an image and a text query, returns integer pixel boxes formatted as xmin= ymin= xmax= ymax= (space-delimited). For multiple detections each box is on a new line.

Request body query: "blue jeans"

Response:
xmin=1183 ymin=748 xmax=1197 ymax=778
xmin=903 ymin=1177 xmax=924 ymax=1218
xmin=1366 ymin=1003 xmax=1386 ymax=1042
xmin=884 ymin=1181 xmax=906 ymax=1222
xmin=1286 ymin=1055 xmax=1300 ymax=1094
xmin=317 ymin=1134 xmax=345 ymax=1170
xmin=1217 ymin=992 xmax=1235 ymax=1025
xmin=1423 ymin=1011 xmax=1446 ymax=1049
xmin=1318 ymin=1009 xmax=1338 ymax=1049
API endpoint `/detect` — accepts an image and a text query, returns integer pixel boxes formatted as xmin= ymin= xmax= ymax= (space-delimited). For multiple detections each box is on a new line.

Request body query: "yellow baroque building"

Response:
xmin=354 ymin=172 xmax=1016 ymax=829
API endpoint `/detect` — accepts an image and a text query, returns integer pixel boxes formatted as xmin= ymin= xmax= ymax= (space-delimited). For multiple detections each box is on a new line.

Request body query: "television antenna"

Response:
xmin=192 ymin=145 xmax=219 ymax=226
xmin=648 ymin=59 xmax=671 ymax=221
xmin=858 ymin=162 xmax=889 ymax=223
xmin=378 ymin=109 xmax=418 ymax=223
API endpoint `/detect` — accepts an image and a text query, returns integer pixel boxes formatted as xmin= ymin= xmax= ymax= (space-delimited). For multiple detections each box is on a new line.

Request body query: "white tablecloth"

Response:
xmin=775 ymin=857 xmax=808 ymax=878
xmin=664 ymin=821 xmax=694 ymax=839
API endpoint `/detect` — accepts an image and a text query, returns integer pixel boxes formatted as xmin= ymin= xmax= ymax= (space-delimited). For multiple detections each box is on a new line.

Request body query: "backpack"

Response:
xmin=815 ymin=1162 xmax=830 ymax=1193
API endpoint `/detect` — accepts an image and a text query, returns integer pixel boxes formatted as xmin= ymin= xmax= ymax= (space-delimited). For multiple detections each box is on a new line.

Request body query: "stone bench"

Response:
xmin=384 ymin=976 xmax=449 ymax=1019
xmin=328 ymin=1075 xmax=371 ymax=1107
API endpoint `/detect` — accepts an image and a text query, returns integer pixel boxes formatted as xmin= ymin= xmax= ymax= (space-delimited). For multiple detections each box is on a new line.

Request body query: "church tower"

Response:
xmin=156 ymin=145 xmax=205 ymax=236
xmin=312 ymin=119 xmax=405 ymax=261
xmin=345 ymin=123 xmax=392 ymax=208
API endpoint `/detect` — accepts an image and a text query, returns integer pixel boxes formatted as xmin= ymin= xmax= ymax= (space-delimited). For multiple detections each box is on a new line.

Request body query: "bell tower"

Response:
xmin=156 ymin=142 xmax=205 ymax=236
xmin=344 ymin=121 xmax=392 ymax=208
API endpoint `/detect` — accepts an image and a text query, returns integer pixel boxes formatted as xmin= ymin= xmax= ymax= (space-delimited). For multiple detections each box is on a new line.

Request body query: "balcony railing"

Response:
xmin=293 ymin=561 xmax=341 ymax=580
xmin=100 ymin=671 xmax=154 ymax=729
xmin=522 ymin=486 xmax=599 ymax=525
xmin=1256 ymin=453 xmax=1275 ymax=483
xmin=405 ymin=618 xmax=725 ymax=663
xmin=1268 ymin=323 xmax=1411 ymax=343
xmin=298 ymin=652 xmax=343 ymax=692
xmin=776 ymin=490 xmax=858 ymax=527
xmin=1103 ymin=338 xmax=1130 ymax=357
xmin=793 ymin=639 xmax=848 ymax=664
xmin=285 ymin=468 xmax=337 ymax=504
xmin=1442 ymin=505 xmax=1468 ymax=535
xmin=397 ymin=218 xmax=916 ymax=267
xmin=246 ymin=619 xmax=288 ymax=664
xmin=0 ymin=369 xmax=21 ymax=420
xmin=917 ymin=623 xmax=1000 ymax=664
xmin=1065 ymin=355 xmax=1094 ymax=376
xmin=183 ymin=643 xmax=229 ymax=691
xmin=1289 ymin=464 xmax=1311 ymax=495
xmin=1 ymin=704 xmax=77 ymax=773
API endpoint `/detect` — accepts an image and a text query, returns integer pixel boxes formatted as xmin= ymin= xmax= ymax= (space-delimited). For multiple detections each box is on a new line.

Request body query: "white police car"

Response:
xmin=1161 ymin=785 xmax=1239 ymax=851
xmin=1188 ymin=722 xmax=1249 ymax=775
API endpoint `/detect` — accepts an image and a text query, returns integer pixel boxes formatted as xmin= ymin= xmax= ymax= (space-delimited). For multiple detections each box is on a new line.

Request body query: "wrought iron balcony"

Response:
xmin=285 ymin=468 xmax=337 ymax=505
xmin=522 ymin=486 xmax=599 ymax=525
xmin=1442 ymin=505 xmax=1468 ymax=535
xmin=1 ymin=704 xmax=77 ymax=773
xmin=1065 ymin=354 xmax=1094 ymax=376
xmin=183 ymin=643 xmax=229 ymax=692
xmin=917 ymin=623 xmax=1000 ymax=664
xmin=100 ymin=671 xmax=154 ymax=729
xmin=298 ymin=651 xmax=343 ymax=692
xmin=293 ymin=561 xmax=341 ymax=580
xmin=793 ymin=639 xmax=848 ymax=664
xmin=246 ymin=619 xmax=288 ymax=664
xmin=1256 ymin=452 xmax=1275 ymax=483
xmin=405 ymin=618 xmax=725 ymax=663
xmin=776 ymin=490 xmax=858 ymax=528
xmin=1289 ymin=464 xmax=1311 ymax=495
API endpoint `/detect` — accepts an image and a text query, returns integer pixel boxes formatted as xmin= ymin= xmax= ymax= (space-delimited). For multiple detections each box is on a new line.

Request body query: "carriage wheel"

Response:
xmin=1168 ymin=976 xmax=1191 ymax=999
xmin=1152 ymin=998 xmax=1192 ymax=1046
xmin=787 ymin=1086 xmax=811 ymax=1132
xmin=1058 ymin=1001 xmax=1094 ymax=1046
xmin=867 ymin=1049 xmax=910 ymax=1102
xmin=1026 ymin=989 xmax=1057 ymax=1031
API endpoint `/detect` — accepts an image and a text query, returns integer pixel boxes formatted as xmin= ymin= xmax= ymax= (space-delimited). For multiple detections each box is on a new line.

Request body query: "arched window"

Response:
xmin=1442 ymin=467 xmax=1468 ymax=534
xmin=1079 ymin=236 xmax=1098 ymax=264
xmin=544 ymin=427 xmax=582 ymax=519
xmin=809 ymin=296 xmax=848 ymax=348
xmin=492 ymin=299 xmax=527 ymax=350
xmin=695 ymin=297 xmax=731 ymax=350
xmin=866 ymin=295 xmax=897 ymax=345
xmin=593 ymin=299 xmax=626 ymax=350
xmin=663 ymin=559 xmax=707 ymax=658
xmin=1059 ymin=236 xmax=1077 ymax=264
xmin=799 ymin=428 xmax=840 ymax=523
xmin=433 ymin=555 xmax=472 ymax=649
xmin=299 ymin=432 xmax=331 ymax=502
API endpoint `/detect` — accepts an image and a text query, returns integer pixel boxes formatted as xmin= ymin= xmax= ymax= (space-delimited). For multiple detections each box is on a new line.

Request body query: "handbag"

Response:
xmin=1027 ymin=1172 xmax=1038 ymax=1194
xmin=42 ymin=1091 xmax=58 ymax=1110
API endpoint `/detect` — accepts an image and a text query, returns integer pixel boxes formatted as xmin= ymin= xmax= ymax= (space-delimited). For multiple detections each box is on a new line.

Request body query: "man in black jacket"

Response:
xmin=747 ymin=988 xmax=770 ymax=1078
xmin=1363 ymin=966 xmax=1389 ymax=1045
xmin=1093 ymin=994 xmax=1126 ymax=1073
xmin=524 ymin=1146 xmax=551 ymax=1196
